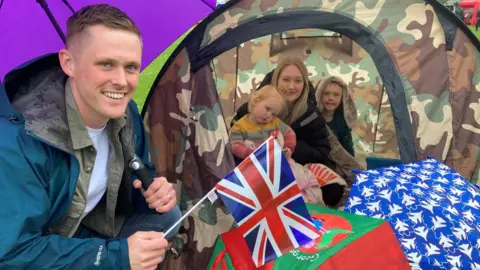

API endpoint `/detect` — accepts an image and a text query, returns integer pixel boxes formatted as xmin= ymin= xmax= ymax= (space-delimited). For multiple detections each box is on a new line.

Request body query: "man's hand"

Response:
xmin=133 ymin=177 xmax=176 ymax=213
xmin=128 ymin=231 xmax=167 ymax=270
xmin=283 ymin=147 xmax=292 ymax=159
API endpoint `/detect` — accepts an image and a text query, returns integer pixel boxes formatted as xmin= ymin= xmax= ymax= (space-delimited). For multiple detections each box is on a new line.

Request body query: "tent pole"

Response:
xmin=36 ymin=0 xmax=66 ymax=44
xmin=233 ymin=46 xmax=239 ymax=115
xmin=373 ymin=85 xmax=386 ymax=153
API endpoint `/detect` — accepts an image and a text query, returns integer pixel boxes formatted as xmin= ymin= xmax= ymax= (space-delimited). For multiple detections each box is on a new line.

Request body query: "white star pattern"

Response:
xmin=408 ymin=212 xmax=423 ymax=224
xmin=366 ymin=201 xmax=381 ymax=212
xmin=402 ymin=237 xmax=416 ymax=250
xmin=439 ymin=233 xmax=453 ymax=249
xmin=344 ymin=158 xmax=480 ymax=269
xmin=402 ymin=193 xmax=416 ymax=207
xmin=432 ymin=216 xmax=446 ymax=230
xmin=447 ymin=195 xmax=460 ymax=205
xmin=347 ymin=196 xmax=362 ymax=208
xmin=433 ymin=184 xmax=446 ymax=193
xmin=395 ymin=218 xmax=410 ymax=232
xmin=420 ymin=199 xmax=438 ymax=214
xmin=379 ymin=189 xmax=392 ymax=202
xmin=425 ymin=243 xmax=440 ymax=256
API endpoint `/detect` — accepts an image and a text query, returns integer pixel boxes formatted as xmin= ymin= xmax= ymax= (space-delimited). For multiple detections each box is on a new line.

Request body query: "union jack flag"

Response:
xmin=215 ymin=136 xmax=320 ymax=267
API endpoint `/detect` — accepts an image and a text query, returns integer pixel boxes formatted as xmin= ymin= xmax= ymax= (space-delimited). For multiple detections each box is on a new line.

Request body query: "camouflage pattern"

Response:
xmin=143 ymin=49 xmax=235 ymax=269
xmin=212 ymin=30 xmax=400 ymax=166
xmin=142 ymin=1 xmax=480 ymax=269
xmin=203 ymin=0 xmax=480 ymax=183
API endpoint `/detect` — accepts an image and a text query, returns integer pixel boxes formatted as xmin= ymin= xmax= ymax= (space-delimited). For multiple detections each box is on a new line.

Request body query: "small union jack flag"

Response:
xmin=215 ymin=136 xmax=320 ymax=267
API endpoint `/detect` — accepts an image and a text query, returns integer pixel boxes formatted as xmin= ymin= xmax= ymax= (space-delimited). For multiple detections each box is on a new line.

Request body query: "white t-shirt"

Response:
xmin=84 ymin=125 xmax=110 ymax=215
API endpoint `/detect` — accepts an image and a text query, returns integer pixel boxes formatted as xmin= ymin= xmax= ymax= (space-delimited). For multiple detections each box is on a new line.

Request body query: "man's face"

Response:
xmin=61 ymin=25 xmax=142 ymax=128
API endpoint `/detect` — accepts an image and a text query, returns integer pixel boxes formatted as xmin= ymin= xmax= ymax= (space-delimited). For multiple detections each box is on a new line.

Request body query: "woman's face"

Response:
xmin=277 ymin=64 xmax=304 ymax=102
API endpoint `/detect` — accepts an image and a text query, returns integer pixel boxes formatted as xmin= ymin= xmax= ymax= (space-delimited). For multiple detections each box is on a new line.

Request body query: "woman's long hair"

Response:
xmin=271 ymin=57 xmax=310 ymax=125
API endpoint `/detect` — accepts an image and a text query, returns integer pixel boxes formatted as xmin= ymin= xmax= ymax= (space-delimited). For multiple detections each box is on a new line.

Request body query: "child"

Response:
xmin=229 ymin=85 xmax=296 ymax=159
xmin=229 ymin=85 xmax=347 ymax=206
xmin=315 ymin=76 xmax=357 ymax=157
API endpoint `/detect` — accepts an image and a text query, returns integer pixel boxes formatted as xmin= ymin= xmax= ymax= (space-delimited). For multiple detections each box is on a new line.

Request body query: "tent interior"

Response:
xmin=139 ymin=1 xmax=480 ymax=268
xmin=142 ymin=1 xmax=480 ymax=205
xmin=211 ymin=28 xmax=400 ymax=168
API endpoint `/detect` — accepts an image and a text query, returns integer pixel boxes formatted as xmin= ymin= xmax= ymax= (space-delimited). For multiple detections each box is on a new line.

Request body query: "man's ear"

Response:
xmin=58 ymin=48 xmax=74 ymax=77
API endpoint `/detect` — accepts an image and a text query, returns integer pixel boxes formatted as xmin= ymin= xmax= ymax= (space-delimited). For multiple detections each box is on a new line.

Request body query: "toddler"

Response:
xmin=229 ymin=85 xmax=346 ymax=206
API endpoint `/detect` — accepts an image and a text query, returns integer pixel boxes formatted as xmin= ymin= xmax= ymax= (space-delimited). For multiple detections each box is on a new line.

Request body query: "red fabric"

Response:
xmin=221 ymin=228 xmax=258 ymax=270
xmin=459 ymin=0 xmax=480 ymax=25
xmin=306 ymin=163 xmax=341 ymax=186
xmin=459 ymin=0 xmax=480 ymax=8
xmin=220 ymin=222 xmax=410 ymax=270
xmin=317 ymin=222 xmax=411 ymax=270
xmin=211 ymin=250 xmax=229 ymax=270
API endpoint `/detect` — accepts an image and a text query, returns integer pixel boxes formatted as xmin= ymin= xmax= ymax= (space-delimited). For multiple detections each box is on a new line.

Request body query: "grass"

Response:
xmin=468 ymin=26 xmax=480 ymax=40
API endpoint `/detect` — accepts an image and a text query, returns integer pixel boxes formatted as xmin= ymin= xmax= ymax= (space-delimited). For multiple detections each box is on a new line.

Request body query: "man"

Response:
xmin=0 ymin=4 xmax=181 ymax=270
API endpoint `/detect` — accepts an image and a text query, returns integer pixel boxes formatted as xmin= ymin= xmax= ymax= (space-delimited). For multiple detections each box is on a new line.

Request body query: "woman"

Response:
xmin=315 ymin=76 xmax=357 ymax=157
xmin=230 ymin=57 xmax=344 ymax=206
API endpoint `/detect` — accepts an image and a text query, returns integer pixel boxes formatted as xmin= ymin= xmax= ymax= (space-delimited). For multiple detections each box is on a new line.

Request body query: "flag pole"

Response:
xmin=163 ymin=188 xmax=217 ymax=239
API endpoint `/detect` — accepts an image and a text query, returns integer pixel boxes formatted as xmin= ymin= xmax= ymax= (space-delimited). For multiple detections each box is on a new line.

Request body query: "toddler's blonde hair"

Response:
xmin=248 ymin=85 xmax=286 ymax=113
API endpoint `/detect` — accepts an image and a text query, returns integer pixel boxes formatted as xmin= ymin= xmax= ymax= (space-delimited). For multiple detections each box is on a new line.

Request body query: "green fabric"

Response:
xmin=208 ymin=204 xmax=385 ymax=269
xmin=206 ymin=236 xmax=235 ymax=270
xmin=292 ymin=205 xmax=383 ymax=267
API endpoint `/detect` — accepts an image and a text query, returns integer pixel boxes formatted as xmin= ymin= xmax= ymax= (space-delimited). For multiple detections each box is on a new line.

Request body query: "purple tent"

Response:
xmin=0 ymin=0 xmax=214 ymax=80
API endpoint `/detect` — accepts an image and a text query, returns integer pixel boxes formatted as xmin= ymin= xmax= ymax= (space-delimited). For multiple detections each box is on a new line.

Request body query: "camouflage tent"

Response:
xmin=212 ymin=29 xmax=400 ymax=168
xmin=141 ymin=1 xmax=480 ymax=269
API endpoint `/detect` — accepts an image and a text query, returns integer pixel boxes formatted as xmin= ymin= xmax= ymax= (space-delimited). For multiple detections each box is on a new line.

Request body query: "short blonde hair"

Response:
xmin=271 ymin=57 xmax=310 ymax=124
xmin=248 ymin=85 xmax=285 ymax=113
